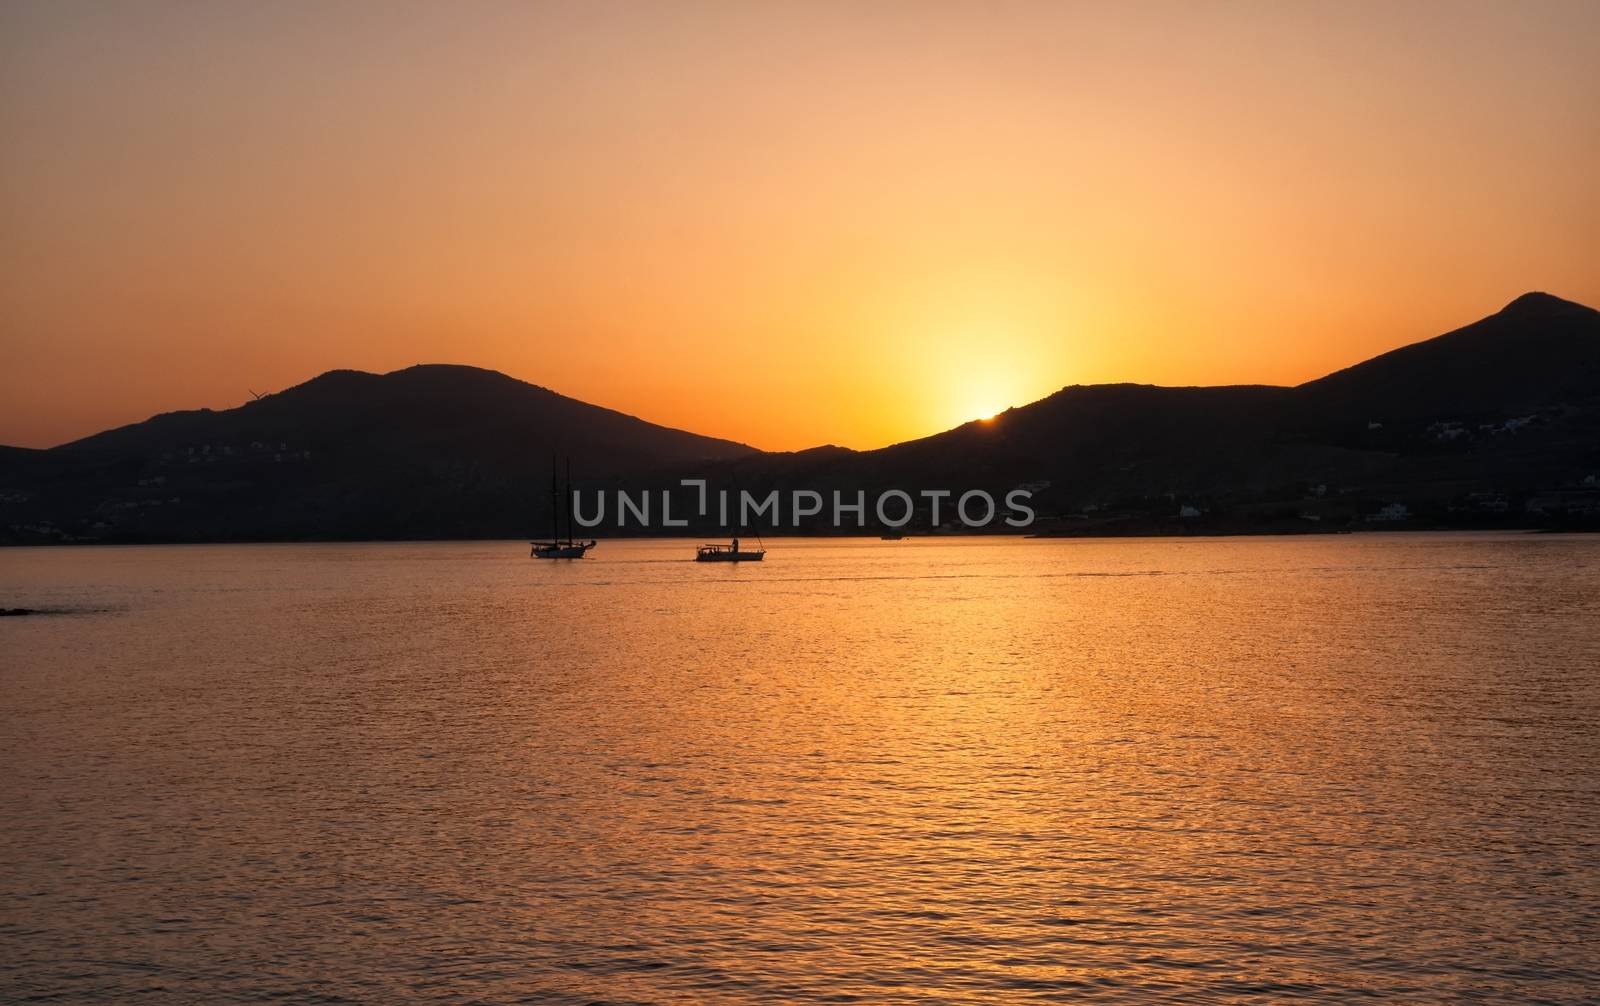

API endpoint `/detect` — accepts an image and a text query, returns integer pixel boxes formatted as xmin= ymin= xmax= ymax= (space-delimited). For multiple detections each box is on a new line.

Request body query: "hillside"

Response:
xmin=3 ymin=294 xmax=1598 ymax=542
xmin=688 ymin=293 xmax=1600 ymax=533
xmin=61 ymin=364 xmax=753 ymax=472
xmin=5 ymin=365 xmax=753 ymax=541
xmin=1294 ymin=292 xmax=1600 ymax=421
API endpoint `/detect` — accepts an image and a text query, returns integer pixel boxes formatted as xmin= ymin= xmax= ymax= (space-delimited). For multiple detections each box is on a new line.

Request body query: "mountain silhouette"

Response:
xmin=863 ymin=292 xmax=1599 ymax=482
xmin=1295 ymin=292 xmax=1600 ymax=421
xmin=764 ymin=291 xmax=1598 ymax=530
xmin=3 ymin=294 xmax=1598 ymax=542
xmin=718 ymin=292 xmax=1595 ymax=528
xmin=6 ymin=365 xmax=753 ymax=540
xmin=63 ymin=364 xmax=754 ymax=470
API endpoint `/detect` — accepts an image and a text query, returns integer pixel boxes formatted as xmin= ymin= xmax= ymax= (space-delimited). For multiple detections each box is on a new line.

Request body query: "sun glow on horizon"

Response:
xmin=948 ymin=367 xmax=1031 ymax=429
xmin=1 ymin=3 xmax=1596 ymax=450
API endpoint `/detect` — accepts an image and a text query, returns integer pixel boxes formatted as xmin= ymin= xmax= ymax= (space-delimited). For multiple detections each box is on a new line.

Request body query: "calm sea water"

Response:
xmin=2 ymin=535 xmax=1598 ymax=1004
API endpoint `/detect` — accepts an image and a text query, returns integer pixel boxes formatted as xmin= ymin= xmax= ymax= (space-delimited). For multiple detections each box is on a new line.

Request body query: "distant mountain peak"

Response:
xmin=1499 ymin=291 xmax=1593 ymax=318
xmin=53 ymin=360 xmax=757 ymax=464
xmin=266 ymin=364 xmax=556 ymax=408
xmin=386 ymin=363 xmax=518 ymax=381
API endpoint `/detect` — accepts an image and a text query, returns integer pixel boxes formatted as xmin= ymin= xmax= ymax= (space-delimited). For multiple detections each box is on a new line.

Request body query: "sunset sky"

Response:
xmin=2 ymin=1 xmax=1596 ymax=451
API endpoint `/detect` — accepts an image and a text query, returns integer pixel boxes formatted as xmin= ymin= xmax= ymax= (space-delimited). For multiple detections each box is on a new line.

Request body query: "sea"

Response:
xmin=3 ymin=534 xmax=1597 ymax=1003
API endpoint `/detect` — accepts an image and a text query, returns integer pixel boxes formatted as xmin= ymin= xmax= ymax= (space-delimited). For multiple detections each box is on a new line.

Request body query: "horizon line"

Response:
xmin=13 ymin=289 xmax=1595 ymax=456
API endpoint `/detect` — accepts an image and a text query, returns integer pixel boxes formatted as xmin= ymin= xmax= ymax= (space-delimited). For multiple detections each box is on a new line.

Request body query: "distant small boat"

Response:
xmin=531 ymin=456 xmax=596 ymax=559
xmin=880 ymin=532 xmax=907 ymax=540
xmin=696 ymin=540 xmax=765 ymax=562
xmin=532 ymin=541 xmax=594 ymax=559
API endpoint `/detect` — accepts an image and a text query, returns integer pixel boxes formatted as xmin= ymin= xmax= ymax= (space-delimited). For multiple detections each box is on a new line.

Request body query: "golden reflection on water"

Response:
xmin=2 ymin=535 xmax=1598 ymax=1002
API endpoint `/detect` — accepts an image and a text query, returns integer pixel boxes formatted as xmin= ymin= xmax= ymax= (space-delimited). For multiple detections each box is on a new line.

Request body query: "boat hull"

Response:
xmin=695 ymin=550 xmax=765 ymax=562
xmin=531 ymin=542 xmax=594 ymax=559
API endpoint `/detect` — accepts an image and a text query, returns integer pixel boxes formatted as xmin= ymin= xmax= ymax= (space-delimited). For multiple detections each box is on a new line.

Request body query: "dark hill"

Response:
xmin=1294 ymin=293 xmax=1600 ymax=422
xmin=4 ymin=293 xmax=1598 ymax=541
xmin=872 ymin=292 xmax=1600 ymax=486
xmin=691 ymin=293 xmax=1600 ymax=530
xmin=63 ymin=364 xmax=753 ymax=474
xmin=9 ymin=365 xmax=753 ymax=541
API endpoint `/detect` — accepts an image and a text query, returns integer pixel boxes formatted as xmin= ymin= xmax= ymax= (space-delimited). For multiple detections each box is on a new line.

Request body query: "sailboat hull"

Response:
xmin=531 ymin=542 xmax=594 ymax=559
xmin=695 ymin=549 xmax=765 ymax=562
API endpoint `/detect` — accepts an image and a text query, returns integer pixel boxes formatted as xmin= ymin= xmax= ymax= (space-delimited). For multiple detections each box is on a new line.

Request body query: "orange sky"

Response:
xmin=2 ymin=1 xmax=1597 ymax=451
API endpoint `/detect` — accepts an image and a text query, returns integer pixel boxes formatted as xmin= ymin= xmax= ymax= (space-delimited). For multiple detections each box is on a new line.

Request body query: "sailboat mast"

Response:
xmin=564 ymin=456 xmax=573 ymax=546
xmin=549 ymin=452 xmax=558 ymax=543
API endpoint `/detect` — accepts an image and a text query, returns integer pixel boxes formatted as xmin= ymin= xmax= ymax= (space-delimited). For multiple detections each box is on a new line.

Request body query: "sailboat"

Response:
xmin=696 ymin=537 xmax=765 ymax=561
xmin=531 ymin=456 xmax=596 ymax=559
xmin=695 ymin=493 xmax=765 ymax=561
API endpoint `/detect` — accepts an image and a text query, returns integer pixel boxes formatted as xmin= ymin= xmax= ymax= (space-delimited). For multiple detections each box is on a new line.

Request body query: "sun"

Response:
xmin=955 ymin=381 xmax=1013 ymax=425
xmin=929 ymin=356 xmax=1029 ymax=430
xmin=962 ymin=388 xmax=1012 ymax=423
xmin=955 ymin=385 xmax=1014 ymax=425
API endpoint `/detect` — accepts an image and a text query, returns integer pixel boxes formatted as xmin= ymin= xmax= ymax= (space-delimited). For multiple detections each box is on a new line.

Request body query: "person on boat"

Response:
xmin=731 ymin=537 xmax=739 ymax=554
